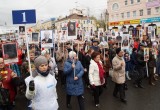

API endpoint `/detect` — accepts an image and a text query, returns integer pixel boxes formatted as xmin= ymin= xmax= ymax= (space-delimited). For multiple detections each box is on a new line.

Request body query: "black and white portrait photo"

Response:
xmin=68 ymin=22 xmax=76 ymax=37
xmin=122 ymin=34 xmax=129 ymax=49
xmin=41 ymin=30 xmax=53 ymax=48
xmin=32 ymin=32 xmax=39 ymax=43
xmin=19 ymin=26 xmax=25 ymax=35
xmin=2 ymin=43 xmax=18 ymax=64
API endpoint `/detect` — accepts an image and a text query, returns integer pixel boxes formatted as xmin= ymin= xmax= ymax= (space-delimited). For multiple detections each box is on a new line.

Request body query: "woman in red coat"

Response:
xmin=0 ymin=58 xmax=17 ymax=110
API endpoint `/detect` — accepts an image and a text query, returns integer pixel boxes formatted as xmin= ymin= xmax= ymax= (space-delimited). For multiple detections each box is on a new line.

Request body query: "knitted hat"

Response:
xmin=116 ymin=48 xmax=121 ymax=54
xmin=34 ymin=56 xmax=48 ymax=68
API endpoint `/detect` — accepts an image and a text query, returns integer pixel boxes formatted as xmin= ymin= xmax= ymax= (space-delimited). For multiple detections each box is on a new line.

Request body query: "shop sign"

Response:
xmin=140 ymin=17 xmax=160 ymax=23
xmin=130 ymin=19 xmax=140 ymax=24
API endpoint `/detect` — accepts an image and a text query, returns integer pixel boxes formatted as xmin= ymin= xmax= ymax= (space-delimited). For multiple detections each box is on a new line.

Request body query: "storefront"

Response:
xmin=140 ymin=17 xmax=160 ymax=36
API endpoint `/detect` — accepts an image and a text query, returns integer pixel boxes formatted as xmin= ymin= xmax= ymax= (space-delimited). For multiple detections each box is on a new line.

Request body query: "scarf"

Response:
xmin=96 ymin=61 xmax=105 ymax=84
xmin=37 ymin=68 xmax=50 ymax=77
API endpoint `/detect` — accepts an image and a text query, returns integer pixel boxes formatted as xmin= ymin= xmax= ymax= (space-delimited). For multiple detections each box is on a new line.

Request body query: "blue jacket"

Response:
xmin=64 ymin=59 xmax=84 ymax=96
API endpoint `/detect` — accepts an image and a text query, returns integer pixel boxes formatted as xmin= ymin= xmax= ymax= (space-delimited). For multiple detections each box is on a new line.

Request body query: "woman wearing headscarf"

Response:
xmin=25 ymin=56 xmax=58 ymax=110
xmin=64 ymin=51 xmax=85 ymax=110
xmin=89 ymin=51 xmax=105 ymax=108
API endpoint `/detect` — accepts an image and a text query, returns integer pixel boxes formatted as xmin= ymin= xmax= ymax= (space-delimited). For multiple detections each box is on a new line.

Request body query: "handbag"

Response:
xmin=0 ymin=84 xmax=10 ymax=106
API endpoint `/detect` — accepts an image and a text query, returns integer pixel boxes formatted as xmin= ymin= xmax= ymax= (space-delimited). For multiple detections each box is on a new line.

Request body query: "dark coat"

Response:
xmin=64 ymin=59 xmax=84 ymax=96
xmin=124 ymin=56 xmax=132 ymax=72
xmin=85 ymin=55 xmax=92 ymax=72
xmin=130 ymin=52 xmax=138 ymax=66
xmin=136 ymin=50 xmax=146 ymax=67
xmin=42 ymin=38 xmax=52 ymax=43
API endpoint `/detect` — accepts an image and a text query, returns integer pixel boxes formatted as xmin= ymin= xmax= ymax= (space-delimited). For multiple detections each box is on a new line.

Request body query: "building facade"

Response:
xmin=55 ymin=9 xmax=97 ymax=32
xmin=30 ymin=18 xmax=56 ymax=32
xmin=107 ymin=0 xmax=160 ymax=36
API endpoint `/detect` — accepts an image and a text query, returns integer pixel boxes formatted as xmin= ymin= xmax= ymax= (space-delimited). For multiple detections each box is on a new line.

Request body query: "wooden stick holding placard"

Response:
xmin=25 ymin=25 xmax=32 ymax=77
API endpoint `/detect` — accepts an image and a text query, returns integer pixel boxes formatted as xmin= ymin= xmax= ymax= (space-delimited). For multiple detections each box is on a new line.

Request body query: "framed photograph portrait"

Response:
xmin=122 ymin=34 xmax=129 ymax=49
xmin=144 ymin=48 xmax=149 ymax=61
xmin=2 ymin=43 xmax=18 ymax=64
xmin=19 ymin=26 xmax=25 ymax=35
xmin=32 ymin=32 xmax=39 ymax=43
xmin=68 ymin=22 xmax=77 ymax=40
xmin=40 ymin=30 xmax=53 ymax=48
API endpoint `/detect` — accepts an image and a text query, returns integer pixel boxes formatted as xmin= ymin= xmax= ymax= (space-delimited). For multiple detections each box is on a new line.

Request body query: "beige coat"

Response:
xmin=56 ymin=49 xmax=68 ymax=71
xmin=112 ymin=55 xmax=126 ymax=84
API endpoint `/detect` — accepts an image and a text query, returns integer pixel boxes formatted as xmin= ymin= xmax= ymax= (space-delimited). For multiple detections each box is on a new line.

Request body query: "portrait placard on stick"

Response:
xmin=144 ymin=48 xmax=149 ymax=61
xmin=68 ymin=22 xmax=77 ymax=40
xmin=60 ymin=30 xmax=68 ymax=42
xmin=41 ymin=30 xmax=53 ymax=48
xmin=121 ymin=34 xmax=129 ymax=49
xmin=2 ymin=43 xmax=18 ymax=64
xmin=19 ymin=26 xmax=25 ymax=35
xmin=151 ymin=28 xmax=155 ymax=41
xmin=32 ymin=32 xmax=39 ymax=43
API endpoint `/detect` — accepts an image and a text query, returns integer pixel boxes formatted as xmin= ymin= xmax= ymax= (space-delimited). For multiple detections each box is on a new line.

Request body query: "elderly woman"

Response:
xmin=0 ymin=58 xmax=17 ymax=110
xmin=64 ymin=51 xmax=85 ymax=110
xmin=25 ymin=56 xmax=58 ymax=110
xmin=89 ymin=51 xmax=105 ymax=108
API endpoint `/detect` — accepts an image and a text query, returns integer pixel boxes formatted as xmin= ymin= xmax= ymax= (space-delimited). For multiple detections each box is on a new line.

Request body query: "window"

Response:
xmin=155 ymin=7 xmax=160 ymax=13
xmin=84 ymin=20 xmax=85 ymax=24
xmin=137 ymin=0 xmax=140 ymax=2
xmin=112 ymin=3 xmax=119 ymax=10
xmin=90 ymin=20 xmax=92 ymax=24
xmin=133 ymin=11 xmax=136 ymax=17
xmin=139 ymin=9 xmax=143 ymax=16
xmin=125 ymin=0 xmax=128 ymax=5
xmin=147 ymin=8 xmax=151 ymax=15
xmin=127 ymin=12 xmax=130 ymax=18
xmin=116 ymin=14 xmax=119 ymax=19
xmin=111 ymin=15 xmax=114 ymax=20
xmin=121 ymin=13 xmax=124 ymax=18
xmin=131 ymin=0 xmax=134 ymax=4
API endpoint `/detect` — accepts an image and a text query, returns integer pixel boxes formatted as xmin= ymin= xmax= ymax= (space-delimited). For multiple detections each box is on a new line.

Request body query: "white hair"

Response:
xmin=41 ymin=49 xmax=49 ymax=56
xmin=69 ymin=51 xmax=76 ymax=59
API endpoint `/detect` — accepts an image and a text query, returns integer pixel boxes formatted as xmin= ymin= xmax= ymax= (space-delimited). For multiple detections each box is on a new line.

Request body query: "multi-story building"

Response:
xmin=55 ymin=8 xmax=97 ymax=33
xmin=107 ymin=0 xmax=160 ymax=36
xmin=30 ymin=18 xmax=56 ymax=32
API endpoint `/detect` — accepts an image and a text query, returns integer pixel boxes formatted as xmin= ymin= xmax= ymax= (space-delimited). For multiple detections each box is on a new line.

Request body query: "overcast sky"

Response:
xmin=0 ymin=0 xmax=107 ymax=26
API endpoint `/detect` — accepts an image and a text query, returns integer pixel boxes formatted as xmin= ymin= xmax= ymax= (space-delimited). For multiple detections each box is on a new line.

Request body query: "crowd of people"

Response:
xmin=0 ymin=33 xmax=160 ymax=110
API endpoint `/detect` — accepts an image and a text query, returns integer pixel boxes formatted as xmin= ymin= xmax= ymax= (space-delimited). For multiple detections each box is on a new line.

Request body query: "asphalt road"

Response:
xmin=14 ymin=76 xmax=160 ymax=110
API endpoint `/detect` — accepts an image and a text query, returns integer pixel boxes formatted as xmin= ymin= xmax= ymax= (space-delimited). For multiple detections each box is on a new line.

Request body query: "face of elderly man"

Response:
xmin=44 ymin=31 xmax=50 ymax=39
xmin=70 ymin=24 xmax=74 ymax=31
xmin=0 ymin=58 xmax=5 ymax=69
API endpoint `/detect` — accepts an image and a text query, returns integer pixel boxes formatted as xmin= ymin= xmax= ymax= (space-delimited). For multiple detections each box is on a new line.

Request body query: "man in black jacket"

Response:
xmin=134 ymin=43 xmax=147 ymax=88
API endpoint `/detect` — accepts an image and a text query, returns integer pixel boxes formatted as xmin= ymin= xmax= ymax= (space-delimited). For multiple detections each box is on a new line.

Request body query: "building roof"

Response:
xmin=56 ymin=14 xmax=88 ymax=23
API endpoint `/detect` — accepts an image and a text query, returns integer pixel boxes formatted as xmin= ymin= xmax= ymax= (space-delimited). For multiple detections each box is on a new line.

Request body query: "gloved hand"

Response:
xmin=29 ymin=80 xmax=35 ymax=91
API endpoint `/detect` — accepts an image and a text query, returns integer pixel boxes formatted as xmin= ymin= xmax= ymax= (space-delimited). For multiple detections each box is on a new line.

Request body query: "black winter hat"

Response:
xmin=116 ymin=48 xmax=121 ymax=54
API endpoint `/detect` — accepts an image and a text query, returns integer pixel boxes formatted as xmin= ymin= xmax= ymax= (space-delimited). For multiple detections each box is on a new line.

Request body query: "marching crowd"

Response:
xmin=0 ymin=34 xmax=160 ymax=110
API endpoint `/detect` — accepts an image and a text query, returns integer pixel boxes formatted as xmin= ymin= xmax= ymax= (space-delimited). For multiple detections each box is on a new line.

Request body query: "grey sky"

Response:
xmin=0 ymin=0 xmax=107 ymax=26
